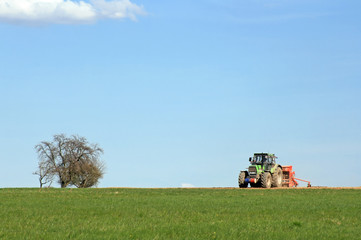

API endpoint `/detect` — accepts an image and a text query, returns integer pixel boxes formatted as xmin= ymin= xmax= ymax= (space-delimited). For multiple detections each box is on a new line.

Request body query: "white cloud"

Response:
xmin=0 ymin=0 xmax=146 ymax=25
xmin=181 ymin=183 xmax=195 ymax=188
xmin=91 ymin=0 xmax=144 ymax=21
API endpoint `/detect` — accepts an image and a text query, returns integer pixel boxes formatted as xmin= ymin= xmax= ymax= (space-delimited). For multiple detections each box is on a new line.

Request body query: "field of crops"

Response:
xmin=0 ymin=188 xmax=360 ymax=239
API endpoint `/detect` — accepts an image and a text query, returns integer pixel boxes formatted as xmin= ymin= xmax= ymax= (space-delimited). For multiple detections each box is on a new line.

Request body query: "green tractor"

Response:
xmin=238 ymin=153 xmax=283 ymax=188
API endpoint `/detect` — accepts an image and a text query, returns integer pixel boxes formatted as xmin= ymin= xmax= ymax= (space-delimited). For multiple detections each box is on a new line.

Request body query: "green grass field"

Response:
xmin=0 ymin=188 xmax=360 ymax=239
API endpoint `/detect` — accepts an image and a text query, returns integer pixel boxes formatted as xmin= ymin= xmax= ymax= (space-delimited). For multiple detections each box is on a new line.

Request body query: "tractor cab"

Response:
xmin=249 ymin=153 xmax=276 ymax=166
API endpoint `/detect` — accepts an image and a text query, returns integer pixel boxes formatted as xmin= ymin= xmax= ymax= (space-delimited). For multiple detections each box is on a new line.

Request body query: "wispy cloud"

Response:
xmin=228 ymin=12 xmax=332 ymax=25
xmin=0 ymin=0 xmax=146 ymax=25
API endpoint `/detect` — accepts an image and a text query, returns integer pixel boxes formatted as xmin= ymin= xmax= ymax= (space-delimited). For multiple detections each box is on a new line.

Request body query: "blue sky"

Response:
xmin=0 ymin=0 xmax=360 ymax=188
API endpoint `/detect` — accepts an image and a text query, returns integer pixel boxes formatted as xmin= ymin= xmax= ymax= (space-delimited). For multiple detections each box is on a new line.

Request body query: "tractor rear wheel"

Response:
xmin=238 ymin=171 xmax=248 ymax=188
xmin=272 ymin=167 xmax=283 ymax=187
xmin=261 ymin=172 xmax=272 ymax=188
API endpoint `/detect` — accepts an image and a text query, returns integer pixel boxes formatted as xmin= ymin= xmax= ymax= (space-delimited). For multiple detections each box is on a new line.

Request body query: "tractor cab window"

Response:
xmin=252 ymin=155 xmax=274 ymax=164
xmin=252 ymin=155 xmax=264 ymax=164
xmin=265 ymin=156 xmax=273 ymax=164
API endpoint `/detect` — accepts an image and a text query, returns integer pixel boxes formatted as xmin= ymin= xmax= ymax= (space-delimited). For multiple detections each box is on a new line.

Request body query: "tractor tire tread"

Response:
xmin=238 ymin=171 xmax=248 ymax=188
xmin=261 ymin=172 xmax=272 ymax=188
xmin=272 ymin=167 xmax=283 ymax=188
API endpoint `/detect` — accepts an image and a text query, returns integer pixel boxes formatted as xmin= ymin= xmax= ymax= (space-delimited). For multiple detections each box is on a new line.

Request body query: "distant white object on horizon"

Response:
xmin=181 ymin=183 xmax=195 ymax=188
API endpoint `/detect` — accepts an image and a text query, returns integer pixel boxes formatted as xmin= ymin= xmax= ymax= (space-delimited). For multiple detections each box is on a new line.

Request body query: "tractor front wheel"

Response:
xmin=261 ymin=172 xmax=272 ymax=188
xmin=238 ymin=171 xmax=248 ymax=188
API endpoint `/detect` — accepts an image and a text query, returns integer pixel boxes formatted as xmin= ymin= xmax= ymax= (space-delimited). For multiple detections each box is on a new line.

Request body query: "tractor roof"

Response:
xmin=254 ymin=153 xmax=275 ymax=156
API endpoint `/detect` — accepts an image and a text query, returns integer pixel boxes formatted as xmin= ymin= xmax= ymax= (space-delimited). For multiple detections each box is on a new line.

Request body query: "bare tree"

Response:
xmin=35 ymin=134 xmax=105 ymax=188
xmin=33 ymin=160 xmax=54 ymax=188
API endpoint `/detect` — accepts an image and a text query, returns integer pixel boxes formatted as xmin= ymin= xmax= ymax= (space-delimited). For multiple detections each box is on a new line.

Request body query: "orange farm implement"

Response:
xmin=282 ymin=165 xmax=311 ymax=187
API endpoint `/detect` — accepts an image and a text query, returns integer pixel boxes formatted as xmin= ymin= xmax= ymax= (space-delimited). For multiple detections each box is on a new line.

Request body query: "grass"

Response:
xmin=0 ymin=188 xmax=360 ymax=239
